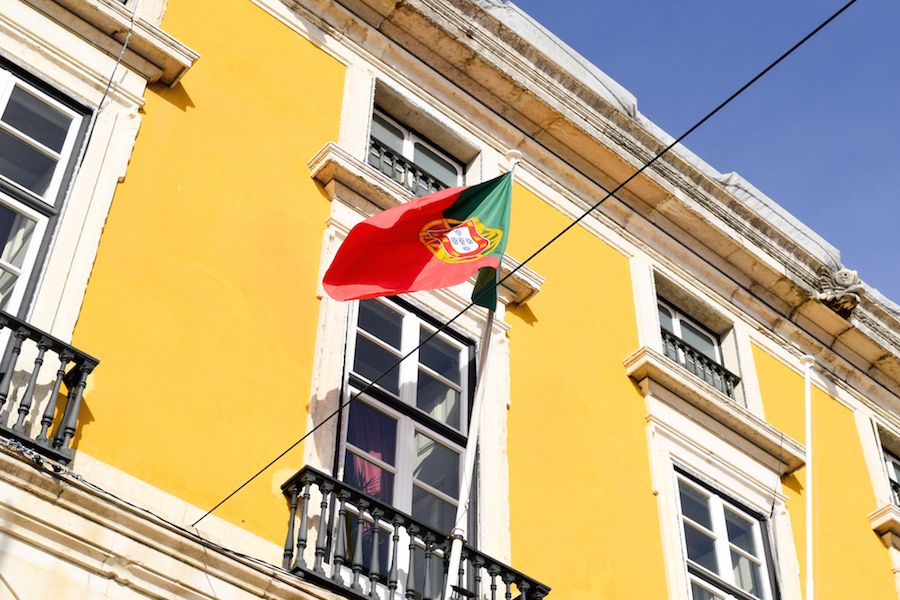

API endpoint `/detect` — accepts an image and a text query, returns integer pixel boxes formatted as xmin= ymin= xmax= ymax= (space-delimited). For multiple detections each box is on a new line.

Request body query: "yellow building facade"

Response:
xmin=0 ymin=1 xmax=898 ymax=599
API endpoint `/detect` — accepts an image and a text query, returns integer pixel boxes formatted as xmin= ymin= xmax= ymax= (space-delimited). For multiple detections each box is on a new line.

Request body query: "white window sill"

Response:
xmin=624 ymin=346 xmax=805 ymax=474
xmin=308 ymin=141 xmax=544 ymax=305
xmin=869 ymin=503 xmax=900 ymax=543
xmin=35 ymin=0 xmax=199 ymax=85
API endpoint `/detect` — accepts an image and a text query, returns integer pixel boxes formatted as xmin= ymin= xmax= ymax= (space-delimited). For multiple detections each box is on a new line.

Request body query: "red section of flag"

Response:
xmin=323 ymin=186 xmax=500 ymax=301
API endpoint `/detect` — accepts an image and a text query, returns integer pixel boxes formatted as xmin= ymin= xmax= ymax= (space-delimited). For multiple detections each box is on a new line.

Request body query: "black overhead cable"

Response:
xmin=192 ymin=0 xmax=858 ymax=527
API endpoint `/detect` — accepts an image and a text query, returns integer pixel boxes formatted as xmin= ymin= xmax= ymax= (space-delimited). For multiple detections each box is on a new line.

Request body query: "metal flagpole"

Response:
xmin=443 ymin=308 xmax=494 ymax=599
xmin=443 ymin=150 xmax=520 ymax=599
xmin=801 ymin=354 xmax=816 ymax=600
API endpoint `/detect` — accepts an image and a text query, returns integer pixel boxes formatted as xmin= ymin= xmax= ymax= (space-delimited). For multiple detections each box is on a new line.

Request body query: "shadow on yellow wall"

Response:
xmin=753 ymin=345 xmax=895 ymax=599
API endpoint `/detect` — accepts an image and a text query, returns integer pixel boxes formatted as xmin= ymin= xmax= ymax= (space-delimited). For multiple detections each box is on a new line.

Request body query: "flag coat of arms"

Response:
xmin=323 ymin=172 xmax=512 ymax=309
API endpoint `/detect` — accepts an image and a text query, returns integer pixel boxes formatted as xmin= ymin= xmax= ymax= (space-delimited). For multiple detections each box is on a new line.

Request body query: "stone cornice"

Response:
xmin=25 ymin=0 xmax=198 ymax=85
xmin=869 ymin=503 xmax=900 ymax=541
xmin=624 ymin=346 xmax=805 ymax=474
xmin=308 ymin=141 xmax=544 ymax=306
xmin=296 ymin=0 xmax=900 ymax=395
xmin=0 ymin=442 xmax=339 ymax=600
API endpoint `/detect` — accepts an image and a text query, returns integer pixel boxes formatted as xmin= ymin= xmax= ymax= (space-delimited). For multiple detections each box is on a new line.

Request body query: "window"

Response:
xmin=0 ymin=63 xmax=85 ymax=314
xmin=659 ymin=298 xmax=740 ymax=398
xmin=883 ymin=450 xmax=900 ymax=506
xmin=340 ymin=298 xmax=473 ymax=529
xmin=676 ymin=471 xmax=777 ymax=600
xmin=338 ymin=298 xmax=474 ymax=596
xmin=0 ymin=70 xmax=82 ymax=203
xmin=367 ymin=110 xmax=463 ymax=196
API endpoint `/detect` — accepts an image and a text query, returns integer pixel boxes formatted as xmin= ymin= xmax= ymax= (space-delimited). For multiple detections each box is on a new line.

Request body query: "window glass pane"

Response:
xmin=358 ymin=300 xmax=402 ymax=349
xmin=413 ymin=143 xmax=458 ymax=188
xmin=347 ymin=401 xmax=397 ymax=465
xmin=891 ymin=462 xmax=900 ymax=485
xmin=0 ymin=205 xmax=35 ymax=268
xmin=885 ymin=453 xmax=900 ymax=483
xmin=725 ymin=510 xmax=757 ymax=556
xmin=370 ymin=114 xmax=404 ymax=155
xmin=419 ymin=329 xmax=461 ymax=384
xmin=691 ymin=582 xmax=724 ymax=600
xmin=2 ymin=86 xmax=71 ymax=152
xmin=0 ymin=268 xmax=17 ymax=309
xmin=731 ymin=551 xmax=763 ymax=597
xmin=353 ymin=335 xmax=400 ymax=394
xmin=683 ymin=522 xmax=718 ymax=572
xmin=414 ymin=432 xmax=459 ymax=497
xmin=412 ymin=485 xmax=455 ymax=532
xmin=679 ymin=481 xmax=713 ymax=529
xmin=658 ymin=304 xmax=674 ymax=333
xmin=0 ymin=129 xmax=57 ymax=195
xmin=680 ymin=320 xmax=718 ymax=361
xmin=344 ymin=451 xmax=394 ymax=504
xmin=416 ymin=370 xmax=461 ymax=429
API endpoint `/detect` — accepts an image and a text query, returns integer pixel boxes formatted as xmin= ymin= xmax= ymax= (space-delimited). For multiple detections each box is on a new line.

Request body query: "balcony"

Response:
xmin=367 ymin=139 xmax=449 ymax=197
xmin=281 ymin=466 xmax=550 ymax=600
xmin=660 ymin=328 xmax=740 ymax=398
xmin=0 ymin=309 xmax=98 ymax=464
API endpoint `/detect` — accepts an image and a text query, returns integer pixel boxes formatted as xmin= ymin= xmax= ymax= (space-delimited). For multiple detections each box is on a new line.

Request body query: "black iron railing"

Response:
xmin=367 ymin=139 xmax=449 ymax=197
xmin=0 ymin=310 xmax=98 ymax=463
xmin=661 ymin=328 xmax=740 ymax=398
xmin=890 ymin=479 xmax=900 ymax=507
xmin=281 ymin=466 xmax=550 ymax=600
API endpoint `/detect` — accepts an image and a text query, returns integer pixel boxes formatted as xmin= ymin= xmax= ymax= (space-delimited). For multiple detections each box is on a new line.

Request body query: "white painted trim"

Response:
xmin=630 ymin=253 xmax=660 ymax=350
xmin=337 ymin=63 xmax=374 ymax=160
xmin=626 ymin=346 xmax=805 ymax=474
xmin=646 ymin=397 xmax=802 ymax=600
xmin=22 ymin=0 xmax=198 ymax=85
xmin=856 ymin=411 xmax=894 ymax=509
xmin=733 ymin=319 xmax=766 ymax=417
xmin=0 ymin=444 xmax=342 ymax=600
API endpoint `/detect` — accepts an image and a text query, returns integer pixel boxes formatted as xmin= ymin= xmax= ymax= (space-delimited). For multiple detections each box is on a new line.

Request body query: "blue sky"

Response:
xmin=512 ymin=0 xmax=899 ymax=303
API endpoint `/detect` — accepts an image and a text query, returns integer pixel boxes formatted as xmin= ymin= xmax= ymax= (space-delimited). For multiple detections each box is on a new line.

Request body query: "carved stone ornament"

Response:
xmin=814 ymin=266 xmax=865 ymax=318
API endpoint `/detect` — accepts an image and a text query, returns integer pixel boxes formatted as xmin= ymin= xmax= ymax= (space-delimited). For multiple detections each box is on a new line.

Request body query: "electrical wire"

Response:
xmin=0 ymin=438 xmax=291 ymax=583
xmin=192 ymin=0 xmax=858 ymax=527
xmin=85 ymin=0 xmax=139 ymax=149
xmin=46 ymin=0 xmax=139 ymax=335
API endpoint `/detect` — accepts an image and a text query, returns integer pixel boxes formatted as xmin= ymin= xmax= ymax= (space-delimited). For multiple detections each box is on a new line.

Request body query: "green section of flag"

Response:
xmin=443 ymin=172 xmax=512 ymax=310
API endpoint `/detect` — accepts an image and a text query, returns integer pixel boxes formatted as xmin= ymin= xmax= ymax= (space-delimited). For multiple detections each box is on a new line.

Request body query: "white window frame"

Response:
xmin=675 ymin=472 xmax=776 ymax=600
xmin=0 ymin=69 xmax=83 ymax=206
xmin=369 ymin=109 xmax=464 ymax=189
xmin=658 ymin=298 xmax=724 ymax=365
xmin=884 ymin=449 xmax=900 ymax=505
xmin=0 ymin=194 xmax=48 ymax=314
xmin=338 ymin=297 xmax=473 ymax=523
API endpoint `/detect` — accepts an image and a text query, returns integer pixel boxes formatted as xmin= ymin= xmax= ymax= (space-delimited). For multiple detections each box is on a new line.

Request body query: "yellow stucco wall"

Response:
xmin=66 ymin=1 xmax=896 ymax=596
xmin=505 ymin=183 xmax=669 ymax=598
xmin=71 ymin=0 xmax=345 ymax=543
xmin=753 ymin=345 xmax=895 ymax=599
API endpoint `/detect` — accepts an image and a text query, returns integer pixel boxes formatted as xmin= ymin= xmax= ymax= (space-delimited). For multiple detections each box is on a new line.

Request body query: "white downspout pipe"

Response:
xmin=801 ymin=354 xmax=816 ymax=600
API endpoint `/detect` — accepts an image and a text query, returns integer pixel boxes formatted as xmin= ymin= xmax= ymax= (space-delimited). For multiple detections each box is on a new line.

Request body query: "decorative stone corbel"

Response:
xmin=813 ymin=266 xmax=864 ymax=318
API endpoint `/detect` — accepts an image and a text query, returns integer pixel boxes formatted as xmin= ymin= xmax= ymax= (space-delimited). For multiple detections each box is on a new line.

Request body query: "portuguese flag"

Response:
xmin=323 ymin=172 xmax=512 ymax=310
